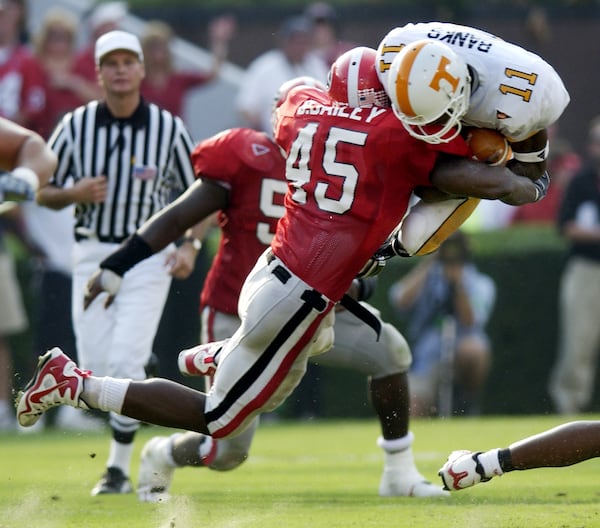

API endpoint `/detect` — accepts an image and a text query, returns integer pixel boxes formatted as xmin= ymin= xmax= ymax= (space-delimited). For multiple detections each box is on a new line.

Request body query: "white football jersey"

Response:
xmin=377 ymin=22 xmax=570 ymax=142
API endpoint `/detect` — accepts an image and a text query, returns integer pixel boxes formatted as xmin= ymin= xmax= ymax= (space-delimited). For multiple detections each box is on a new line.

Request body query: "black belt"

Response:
xmin=265 ymin=250 xmax=327 ymax=312
xmin=266 ymin=249 xmax=292 ymax=284
xmin=265 ymin=250 xmax=380 ymax=334
xmin=340 ymin=294 xmax=382 ymax=340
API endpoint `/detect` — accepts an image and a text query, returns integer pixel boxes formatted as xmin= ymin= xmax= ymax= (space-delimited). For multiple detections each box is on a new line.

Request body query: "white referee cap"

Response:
xmin=95 ymin=30 xmax=144 ymax=65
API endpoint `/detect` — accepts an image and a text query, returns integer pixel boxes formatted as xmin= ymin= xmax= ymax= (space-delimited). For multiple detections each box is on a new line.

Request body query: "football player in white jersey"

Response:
xmin=374 ymin=22 xmax=569 ymax=256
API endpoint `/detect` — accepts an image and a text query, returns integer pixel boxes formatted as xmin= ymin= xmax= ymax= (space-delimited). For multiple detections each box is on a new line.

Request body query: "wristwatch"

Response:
xmin=181 ymin=237 xmax=202 ymax=251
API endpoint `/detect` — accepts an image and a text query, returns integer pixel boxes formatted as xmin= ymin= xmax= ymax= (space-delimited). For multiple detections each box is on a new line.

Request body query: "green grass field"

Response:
xmin=2 ymin=415 xmax=600 ymax=528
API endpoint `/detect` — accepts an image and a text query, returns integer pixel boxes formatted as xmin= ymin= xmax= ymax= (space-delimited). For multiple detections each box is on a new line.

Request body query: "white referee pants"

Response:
xmin=72 ymin=239 xmax=173 ymax=381
xmin=205 ymin=250 xmax=335 ymax=438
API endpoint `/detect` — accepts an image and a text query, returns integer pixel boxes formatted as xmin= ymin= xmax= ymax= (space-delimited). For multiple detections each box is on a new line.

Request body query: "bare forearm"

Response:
xmin=431 ymin=158 xmax=539 ymax=205
xmin=138 ymin=179 xmax=227 ymax=251
xmin=37 ymin=184 xmax=78 ymax=210
xmin=509 ymin=421 xmax=600 ymax=469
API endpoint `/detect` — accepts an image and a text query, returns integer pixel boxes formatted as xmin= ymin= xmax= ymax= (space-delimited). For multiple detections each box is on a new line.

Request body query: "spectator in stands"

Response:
xmin=0 ymin=0 xmax=46 ymax=129
xmin=548 ymin=116 xmax=600 ymax=414
xmin=389 ymin=231 xmax=496 ymax=417
xmin=33 ymin=7 xmax=99 ymax=138
xmin=236 ymin=15 xmax=328 ymax=134
xmin=141 ymin=16 xmax=235 ymax=118
xmin=304 ymin=2 xmax=356 ymax=66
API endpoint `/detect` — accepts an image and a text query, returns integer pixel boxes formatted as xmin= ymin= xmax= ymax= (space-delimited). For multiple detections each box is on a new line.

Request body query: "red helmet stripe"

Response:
xmin=346 ymin=47 xmax=364 ymax=107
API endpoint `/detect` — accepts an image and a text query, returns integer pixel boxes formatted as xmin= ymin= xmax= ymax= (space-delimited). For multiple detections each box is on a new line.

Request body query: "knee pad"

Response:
xmin=209 ymin=418 xmax=258 ymax=471
xmin=372 ymin=323 xmax=412 ymax=378
xmin=210 ymin=442 xmax=250 ymax=471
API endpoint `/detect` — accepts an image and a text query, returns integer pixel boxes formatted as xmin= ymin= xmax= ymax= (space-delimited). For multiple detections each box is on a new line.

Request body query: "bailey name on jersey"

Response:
xmin=296 ymin=99 xmax=388 ymax=123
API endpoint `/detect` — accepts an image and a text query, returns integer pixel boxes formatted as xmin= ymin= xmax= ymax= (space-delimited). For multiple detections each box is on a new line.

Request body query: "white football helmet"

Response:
xmin=328 ymin=46 xmax=390 ymax=108
xmin=387 ymin=39 xmax=471 ymax=144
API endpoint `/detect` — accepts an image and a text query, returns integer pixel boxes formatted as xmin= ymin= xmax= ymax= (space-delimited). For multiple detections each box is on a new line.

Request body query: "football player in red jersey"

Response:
xmin=132 ymin=86 xmax=452 ymax=500
xmin=16 ymin=48 xmax=546 ymax=494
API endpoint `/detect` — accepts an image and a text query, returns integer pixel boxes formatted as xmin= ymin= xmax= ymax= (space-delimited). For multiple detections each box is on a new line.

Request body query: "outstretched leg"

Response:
xmin=16 ymin=348 xmax=209 ymax=434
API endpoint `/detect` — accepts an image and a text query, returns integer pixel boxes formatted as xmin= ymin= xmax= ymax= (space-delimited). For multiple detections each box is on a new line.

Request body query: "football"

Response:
xmin=465 ymin=127 xmax=513 ymax=166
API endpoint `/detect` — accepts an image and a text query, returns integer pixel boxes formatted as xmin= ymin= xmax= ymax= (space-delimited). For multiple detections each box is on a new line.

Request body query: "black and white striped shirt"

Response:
xmin=49 ymin=99 xmax=196 ymax=243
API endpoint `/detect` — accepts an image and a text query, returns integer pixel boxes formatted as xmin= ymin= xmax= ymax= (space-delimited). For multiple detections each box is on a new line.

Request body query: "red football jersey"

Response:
xmin=193 ymin=128 xmax=287 ymax=314
xmin=273 ymin=87 xmax=471 ymax=301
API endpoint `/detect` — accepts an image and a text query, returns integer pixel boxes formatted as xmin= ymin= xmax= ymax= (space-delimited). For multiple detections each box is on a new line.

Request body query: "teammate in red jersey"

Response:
xmin=16 ymin=48 xmax=546 ymax=493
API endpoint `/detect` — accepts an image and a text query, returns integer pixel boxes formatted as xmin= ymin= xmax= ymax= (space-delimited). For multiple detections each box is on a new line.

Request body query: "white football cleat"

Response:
xmin=178 ymin=340 xmax=227 ymax=377
xmin=438 ymin=450 xmax=494 ymax=491
xmin=137 ymin=436 xmax=177 ymax=503
xmin=16 ymin=347 xmax=91 ymax=427
xmin=379 ymin=468 xmax=450 ymax=497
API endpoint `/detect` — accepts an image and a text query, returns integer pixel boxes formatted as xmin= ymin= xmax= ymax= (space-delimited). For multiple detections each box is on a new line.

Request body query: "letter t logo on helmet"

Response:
xmin=430 ymin=56 xmax=461 ymax=93
xmin=387 ymin=39 xmax=471 ymax=144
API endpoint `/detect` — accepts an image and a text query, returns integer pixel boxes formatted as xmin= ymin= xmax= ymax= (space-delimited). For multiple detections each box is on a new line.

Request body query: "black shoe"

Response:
xmin=90 ymin=466 xmax=133 ymax=496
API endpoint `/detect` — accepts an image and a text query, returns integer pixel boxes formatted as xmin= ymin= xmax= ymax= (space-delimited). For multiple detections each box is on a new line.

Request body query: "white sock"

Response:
xmin=377 ymin=432 xmax=422 ymax=477
xmin=377 ymin=432 xmax=415 ymax=454
xmin=106 ymin=439 xmax=134 ymax=476
xmin=477 ymin=448 xmax=503 ymax=478
xmin=82 ymin=376 xmax=130 ymax=413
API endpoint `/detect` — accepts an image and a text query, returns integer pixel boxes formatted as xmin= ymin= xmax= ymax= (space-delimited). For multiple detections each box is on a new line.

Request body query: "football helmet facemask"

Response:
xmin=387 ymin=39 xmax=471 ymax=144
xmin=328 ymin=46 xmax=390 ymax=108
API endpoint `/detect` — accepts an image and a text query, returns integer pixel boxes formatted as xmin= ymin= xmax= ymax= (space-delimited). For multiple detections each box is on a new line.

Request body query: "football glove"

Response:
xmin=357 ymin=256 xmax=386 ymax=279
xmin=533 ymin=171 xmax=550 ymax=202
xmin=373 ymin=229 xmax=410 ymax=260
xmin=0 ymin=170 xmax=36 ymax=202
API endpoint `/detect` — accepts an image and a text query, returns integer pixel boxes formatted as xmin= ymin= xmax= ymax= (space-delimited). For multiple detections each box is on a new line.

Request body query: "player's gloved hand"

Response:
xmin=83 ymin=268 xmax=123 ymax=310
xmin=356 ymin=256 xmax=386 ymax=279
xmin=533 ymin=171 xmax=550 ymax=202
xmin=0 ymin=169 xmax=37 ymax=202
xmin=373 ymin=229 xmax=410 ymax=260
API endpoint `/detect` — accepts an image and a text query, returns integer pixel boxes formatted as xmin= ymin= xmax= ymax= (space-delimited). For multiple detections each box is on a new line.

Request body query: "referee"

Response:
xmin=37 ymin=30 xmax=199 ymax=495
